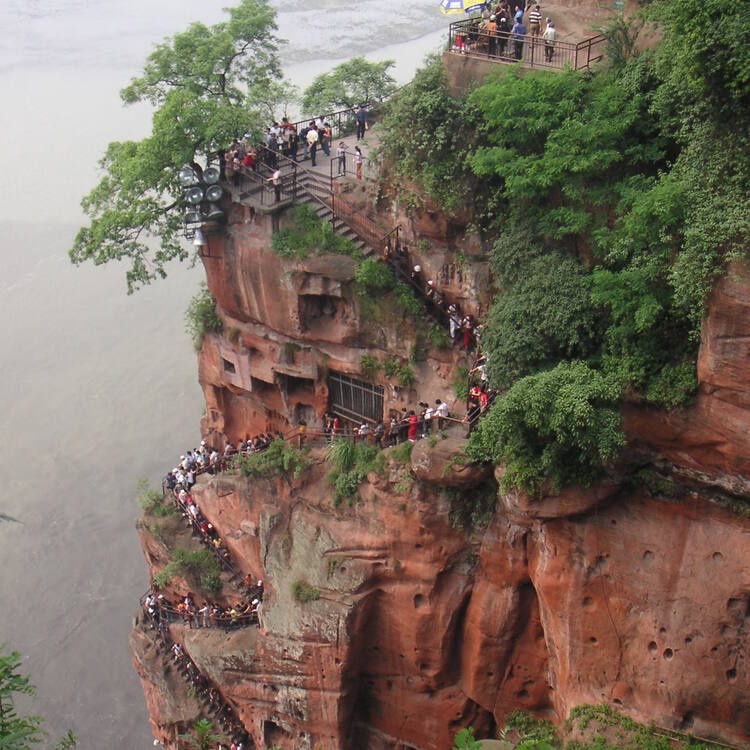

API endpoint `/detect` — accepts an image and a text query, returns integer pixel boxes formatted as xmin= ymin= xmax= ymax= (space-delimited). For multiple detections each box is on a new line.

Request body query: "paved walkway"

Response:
xmin=293 ymin=126 xmax=381 ymax=185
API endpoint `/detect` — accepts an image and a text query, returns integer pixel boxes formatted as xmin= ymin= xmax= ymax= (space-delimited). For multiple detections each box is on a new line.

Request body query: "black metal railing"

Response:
xmin=448 ymin=19 xmax=604 ymax=70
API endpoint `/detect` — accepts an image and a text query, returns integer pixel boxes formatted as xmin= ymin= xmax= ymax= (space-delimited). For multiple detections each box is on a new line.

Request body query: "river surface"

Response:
xmin=0 ymin=1 xmax=448 ymax=747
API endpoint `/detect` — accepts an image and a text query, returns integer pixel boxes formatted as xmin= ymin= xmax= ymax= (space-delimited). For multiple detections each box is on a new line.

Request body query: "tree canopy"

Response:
xmin=301 ymin=57 xmax=396 ymax=115
xmin=70 ymin=0 xmax=287 ymax=292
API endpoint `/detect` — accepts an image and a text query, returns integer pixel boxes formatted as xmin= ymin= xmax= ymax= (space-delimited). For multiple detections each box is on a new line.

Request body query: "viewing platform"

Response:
xmin=444 ymin=19 xmax=604 ymax=91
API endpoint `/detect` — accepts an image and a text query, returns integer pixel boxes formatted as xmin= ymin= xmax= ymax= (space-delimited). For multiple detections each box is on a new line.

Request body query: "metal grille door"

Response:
xmin=328 ymin=372 xmax=384 ymax=424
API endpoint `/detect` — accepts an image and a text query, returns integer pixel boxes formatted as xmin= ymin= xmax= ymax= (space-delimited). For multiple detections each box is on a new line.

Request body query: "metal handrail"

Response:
xmin=140 ymin=593 xmax=258 ymax=629
xmin=448 ymin=19 xmax=605 ymax=70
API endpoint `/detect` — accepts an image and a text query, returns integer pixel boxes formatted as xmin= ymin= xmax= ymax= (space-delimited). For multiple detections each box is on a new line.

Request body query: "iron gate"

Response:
xmin=327 ymin=371 xmax=384 ymax=424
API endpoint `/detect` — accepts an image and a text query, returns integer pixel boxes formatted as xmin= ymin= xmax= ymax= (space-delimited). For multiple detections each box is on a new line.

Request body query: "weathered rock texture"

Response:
xmin=132 ymin=207 xmax=750 ymax=748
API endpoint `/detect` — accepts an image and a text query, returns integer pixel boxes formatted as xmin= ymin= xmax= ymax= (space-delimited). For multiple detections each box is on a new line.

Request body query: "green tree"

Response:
xmin=466 ymin=362 xmax=624 ymax=493
xmin=70 ymin=0 xmax=286 ymax=292
xmin=0 ymin=647 xmax=77 ymax=749
xmin=482 ymin=243 xmax=600 ymax=388
xmin=301 ymin=57 xmax=396 ymax=115
xmin=378 ymin=54 xmax=479 ymax=214
xmin=179 ymin=719 xmax=225 ymax=750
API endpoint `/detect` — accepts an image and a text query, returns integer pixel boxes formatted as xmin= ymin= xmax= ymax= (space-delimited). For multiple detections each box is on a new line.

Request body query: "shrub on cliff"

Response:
xmin=231 ymin=438 xmax=310 ymax=480
xmin=466 ymin=362 xmax=624 ymax=493
xmin=153 ymin=548 xmax=222 ymax=597
xmin=378 ymin=54 xmax=480 ymax=214
xmin=355 ymin=258 xmax=394 ymax=293
xmin=136 ymin=478 xmax=174 ymax=518
xmin=272 ymin=204 xmax=360 ymax=260
xmin=185 ymin=282 xmax=222 ymax=350
xmin=291 ymin=580 xmax=320 ymax=603
xmin=482 ymin=246 xmax=601 ymax=388
xmin=325 ymin=439 xmax=384 ymax=507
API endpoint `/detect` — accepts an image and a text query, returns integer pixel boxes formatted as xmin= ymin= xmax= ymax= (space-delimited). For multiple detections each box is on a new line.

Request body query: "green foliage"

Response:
xmin=396 ymin=362 xmax=416 ymax=388
xmin=379 ymin=54 xmax=480 ymax=213
xmin=231 ymin=438 xmax=310 ymax=480
xmin=326 ymin=439 xmax=384 ymax=507
xmin=137 ymin=478 xmax=174 ymax=518
xmin=185 ymin=282 xmax=222 ymax=350
xmin=453 ymin=365 xmax=469 ymax=401
xmin=291 ymin=580 xmax=320 ymax=603
xmin=0 ymin=647 xmax=78 ymax=749
xmin=388 ymin=440 xmax=413 ymax=463
xmin=427 ymin=325 xmax=451 ymax=350
xmin=393 ymin=282 xmax=422 ymax=316
xmin=226 ymin=326 xmax=240 ymax=344
xmin=382 ymin=357 xmax=400 ymax=378
xmin=452 ymin=727 xmax=482 ymax=750
xmin=272 ymin=203 xmax=361 ymax=260
xmin=180 ymin=719 xmax=225 ymax=750
xmin=153 ymin=548 xmax=222 ymax=597
xmin=359 ymin=354 xmax=381 ymax=378
xmin=301 ymin=57 xmax=396 ymax=115
xmin=355 ymin=258 xmax=394 ymax=293
xmin=483 ymin=247 xmax=600 ymax=388
xmin=565 ymin=704 xmax=719 ymax=750
xmin=503 ymin=711 xmax=560 ymax=748
xmin=466 ymin=363 xmax=625 ymax=492
xmin=71 ymin=0 xmax=288 ymax=292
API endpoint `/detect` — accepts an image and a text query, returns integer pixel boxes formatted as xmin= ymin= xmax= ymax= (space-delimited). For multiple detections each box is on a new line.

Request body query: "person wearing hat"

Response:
xmin=487 ymin=14 xmax=498 ymax=57
xmin=497 ymin=13 xmax=511 ymax=57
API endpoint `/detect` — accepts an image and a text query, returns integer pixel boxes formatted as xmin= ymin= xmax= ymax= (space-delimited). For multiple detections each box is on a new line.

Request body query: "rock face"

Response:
xmin=132 ymin=209 xmax=750 ymax=748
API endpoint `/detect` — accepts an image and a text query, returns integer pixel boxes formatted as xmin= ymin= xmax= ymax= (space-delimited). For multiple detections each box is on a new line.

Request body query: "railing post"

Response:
xmin=574 ymin=43 xmax=579 ymax=70
xmin=587 ymin=38 xmax=592 ymax=68
xmin=530 ymin=35 xmax=534 ymax=67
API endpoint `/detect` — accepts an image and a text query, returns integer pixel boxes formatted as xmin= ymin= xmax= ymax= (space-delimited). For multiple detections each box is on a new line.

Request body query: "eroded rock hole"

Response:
xmin=648 ymin=641 xmax=658 ymax=653
xmin=517 ymin=689 xmax=529 ymax=699
xmin=680 ymin=712 xmax=694 ymax=730
xmin=643 ymin=550 xmax=654 ymax=562
xmin=713 ymin=552 xmax=724 ymax=562
xmin=583 ymin=596 xmax=594 ymax=608
xmin=413 ymin=594 xmax=424 ymax=609
xmin=663 ymin=648 xmax=674 ymax=660
xmin=727 ymin=668 xmax=737 ymax=682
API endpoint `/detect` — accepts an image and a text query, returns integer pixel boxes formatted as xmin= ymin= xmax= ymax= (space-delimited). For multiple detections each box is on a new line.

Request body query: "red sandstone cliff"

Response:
xmin=131 ymin=201 xmax=750 ymax=749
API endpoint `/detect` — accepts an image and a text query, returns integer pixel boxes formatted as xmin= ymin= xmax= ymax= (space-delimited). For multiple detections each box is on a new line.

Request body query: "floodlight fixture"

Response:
xmin=185 ymin=186 xmax=204 ymax=205
xmin=178 ymin=165 xmax=198 ymax=187
xmin=203 ymin=166 xmax=221 ymax=185
xmin=205 ymin=184 xmax=223 ymax=202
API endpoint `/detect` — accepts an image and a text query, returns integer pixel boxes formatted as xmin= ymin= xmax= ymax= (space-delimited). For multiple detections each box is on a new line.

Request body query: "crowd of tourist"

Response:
xmin=159 ymin=637 xmax=248 ymax=749
xmin=454 ymin=1 xmax=558 ymax=62
xmin=221 ymin=103 xmax=370 ymax=187
xmin=142 ymin=585 xmax=263 ymax=632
